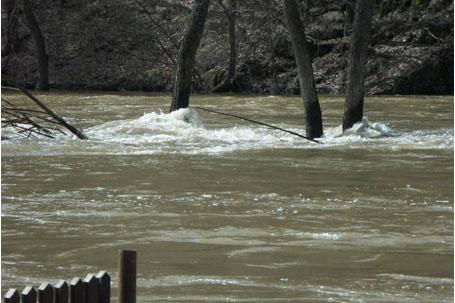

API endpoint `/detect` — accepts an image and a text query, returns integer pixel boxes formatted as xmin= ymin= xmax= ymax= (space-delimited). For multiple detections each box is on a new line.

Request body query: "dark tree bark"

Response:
xmin=170 ymin=0 xmax=210 ymax=112
xmin=342 ymin=0 xmax=356 ymax=35
xmin=3 ymin=0 xmax=19 ymax=56
xmin=212 ymin=0 xmax=237 ymax=93
xmin=342 ymin=0 xmax=374 ymax=131
xmin=283 ymin=0 xmax=323 ymax=139
xmin=227 ymin=0 xmax=237 ymax=81
xmin=22 ymin=0 xmax=49 ymax=90
xmin=344 ymin=0 xmax=355 ymax=24
xmin=132 ymin=0 xmax=205 ymax=92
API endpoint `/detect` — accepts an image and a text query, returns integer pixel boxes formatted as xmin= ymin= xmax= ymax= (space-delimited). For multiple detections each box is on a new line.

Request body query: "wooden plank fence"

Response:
xmin=4 ymin=250 xmax=136 ymax=303
xmin=4 ymin=272 xmax=110 ymax=303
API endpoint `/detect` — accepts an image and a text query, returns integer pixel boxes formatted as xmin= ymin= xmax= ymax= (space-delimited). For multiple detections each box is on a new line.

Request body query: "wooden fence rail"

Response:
xmin=4 ymin=249 xmax=137 ymax=303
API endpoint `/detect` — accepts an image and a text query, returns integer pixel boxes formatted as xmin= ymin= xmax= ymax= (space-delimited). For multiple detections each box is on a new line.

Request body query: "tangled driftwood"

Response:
xmin=1 ymin=86 xmax=87 ymax=140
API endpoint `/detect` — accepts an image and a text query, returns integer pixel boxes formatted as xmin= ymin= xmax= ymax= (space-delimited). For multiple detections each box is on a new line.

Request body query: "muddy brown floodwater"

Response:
xmin=2 ymin=92 xmax=453 ymax=302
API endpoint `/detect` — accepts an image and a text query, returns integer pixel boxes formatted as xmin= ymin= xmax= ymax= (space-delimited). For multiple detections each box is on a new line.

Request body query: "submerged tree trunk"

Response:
xmin=283 ymin=0 xmax=323 ymax=139
xmin=22 ymin=0 xmax=49 ymax=90
xmin=342 ymin=0 xmax=374 ymax=130
xmin=170 ymin=0 xmax=210 ymax=112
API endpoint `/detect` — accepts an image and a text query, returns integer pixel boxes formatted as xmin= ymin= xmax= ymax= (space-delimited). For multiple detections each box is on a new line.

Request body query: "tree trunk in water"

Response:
xmin=342 ymin=0 xmax=374 ymax=130
xmin=283 ymin=0 xmax=323 ymax=139
xmin=22 ymin=0 xmax=49 ymax=90
xmin=170 ymin=0 xmax=210 ymax=112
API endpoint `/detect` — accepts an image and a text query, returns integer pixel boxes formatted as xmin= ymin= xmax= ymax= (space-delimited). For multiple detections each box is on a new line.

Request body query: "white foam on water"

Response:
xmin=86 ymin=111 xmax=453 ymax=153
xmin=376 ymin=274 xmax=454 ymax=285
xmin=81 ymin=108 xmax=298 ymax=154
xmin=310 ymin=232 xmax=341 ymax=240
xmin=321 ymin=118 xmax=399 ymax=144
xmin=2 ymin=109 xmax=453 ymax=155
xmin=337 ymin=118 xmax=395 ymax=138
xmin=319 ymin=117 xmax=453 ymax=150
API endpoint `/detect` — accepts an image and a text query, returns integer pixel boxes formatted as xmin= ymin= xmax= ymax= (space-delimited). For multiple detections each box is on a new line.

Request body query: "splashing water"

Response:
xmin=167 ymin=107 xmax=203 ymax=127
xmin=340 ymin=118 xmax=395 ymax=138
xmin=2 ymin=107 xmax=453 ymax=156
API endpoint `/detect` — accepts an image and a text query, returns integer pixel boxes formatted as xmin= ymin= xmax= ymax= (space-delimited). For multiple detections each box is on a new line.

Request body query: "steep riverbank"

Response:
xmin=1 ymin=0 xmax=453 ymax=95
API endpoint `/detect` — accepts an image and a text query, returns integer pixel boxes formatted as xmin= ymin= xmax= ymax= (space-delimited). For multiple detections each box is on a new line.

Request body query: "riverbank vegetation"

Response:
xmin=2 ymin=0 xmax=453 ymax=95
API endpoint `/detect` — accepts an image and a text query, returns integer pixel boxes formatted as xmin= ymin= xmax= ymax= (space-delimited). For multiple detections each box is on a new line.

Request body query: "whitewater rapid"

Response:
xmin=2 ymin=107 xmax=453 ymax=156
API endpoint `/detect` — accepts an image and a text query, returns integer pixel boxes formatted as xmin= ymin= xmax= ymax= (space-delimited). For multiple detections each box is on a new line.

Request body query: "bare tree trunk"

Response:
xmin=342 ymin=0 xmax=356 ymax=35
xmin=227 ymin=0 xmax=237 ymax=80
xmin=3 ymin=0 xmax=19 ymax=56
xmin=345 ymin=0 xmax=355 ymax=24
xmin=212 ymin=0 xmax=237 ymax=92
xmin=170 ymin=0 xmax=210 ymax=112
xmin=283 ymin=0 xmax=323 ymax=139
xmin=342 ymin=0 xmax=374 ymax=130
xmin=22 ymin=0 xmax=49 ymax=90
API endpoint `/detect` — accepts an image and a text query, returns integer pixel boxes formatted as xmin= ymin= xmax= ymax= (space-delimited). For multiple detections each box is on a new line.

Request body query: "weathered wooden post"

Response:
xmin=69 ymin=278 xmax=84 ymax=303
xmin=21 ymin=286 xmax=36 ymax=303
xmin=4 ymin=289 xmax=19 ymax=303
xmin=96 ymin=271 xmax=111 ymax=303
xmin=38 ymin=283 xmax=54 ymax=303
xmin=54 ymin=280 xmax=68 ymax=303
xmin=118 ymin=250 xmax=136 ymax=303
xmin=83 ymin=274 xmax=99 ymax=303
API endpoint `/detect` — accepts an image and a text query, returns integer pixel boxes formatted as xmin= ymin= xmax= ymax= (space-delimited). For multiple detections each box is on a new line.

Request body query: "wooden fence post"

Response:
xmin=96 ymin=271 xmax=110 ymax=303
xmin=55 ymin=280 xmax=68 ymax=303
xmin=83 ymin=274 xmax=99 ymax=303
xmin=20 ymin=287 xmax=36 ymax=303
xmin=4 ymin=289 xmax=19 ymax=303
xmin=69 ymin=278 xmax=84 ymax=303
xmin=118 ymin=250 xmax=136 ymax=303
xmin=38 ymin=283 xmax=54 ymax=303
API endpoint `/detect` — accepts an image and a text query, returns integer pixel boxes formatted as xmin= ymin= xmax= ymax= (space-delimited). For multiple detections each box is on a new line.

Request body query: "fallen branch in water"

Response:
xmin=2 ymin=85 xmax=88 ymax=140
xmin=191 ymin=106 xmax=321 ymax=144
xmin=2 ymin=98 xmax=57 ymax=139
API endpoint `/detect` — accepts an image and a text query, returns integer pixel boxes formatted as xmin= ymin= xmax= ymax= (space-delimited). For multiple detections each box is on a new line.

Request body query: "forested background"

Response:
xmin=1 ymin=0 xmax=453 ymax=95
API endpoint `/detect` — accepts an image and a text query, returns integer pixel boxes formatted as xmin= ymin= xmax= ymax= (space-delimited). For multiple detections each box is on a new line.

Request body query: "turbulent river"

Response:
xmin=1 ymin=92 xmax=453 ymax=302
